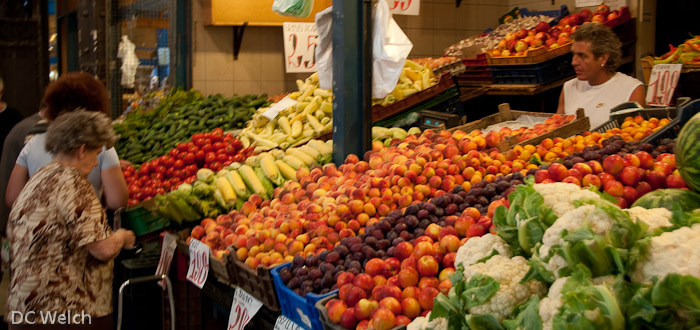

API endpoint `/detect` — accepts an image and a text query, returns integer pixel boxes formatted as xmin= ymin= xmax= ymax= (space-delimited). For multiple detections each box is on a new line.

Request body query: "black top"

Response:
xmin=0 ymin=106 xmax=23 ymax=156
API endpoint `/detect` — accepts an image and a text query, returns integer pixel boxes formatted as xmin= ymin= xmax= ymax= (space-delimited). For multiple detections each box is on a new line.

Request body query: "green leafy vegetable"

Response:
xmin=475 ymin=249 xmax=501 ymax=264
xmin=431 ymin=273 xmax=501 ymax=330
xmin=552 ymin=271 xmax=626 ymax=330
xmin=502 ymin=296 xmax=542 ymax=330
xmin=627 ymin=274 xmax=700 ymax=329
xmin=494 ymin=179 xmax=557 ymax=257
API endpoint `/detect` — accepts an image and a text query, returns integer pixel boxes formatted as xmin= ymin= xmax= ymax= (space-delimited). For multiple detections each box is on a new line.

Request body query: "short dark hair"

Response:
xmin=45 ymin=110 xmax=117 ymax=155
xmin=572 ymin=22 xmax=622 ymax=73
xmin=42 ymin=72 xmax=110 ymax=121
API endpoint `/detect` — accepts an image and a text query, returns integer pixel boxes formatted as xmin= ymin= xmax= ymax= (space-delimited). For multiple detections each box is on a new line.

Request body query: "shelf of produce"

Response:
xmin=510 ymin=107 xmax=590 ymax=149
xmin=483 ymin=75 xmax=572 ymax=95
xmin=371 ymin=73 xmax=456 ymax=123
xmin=226 ymin=250 xmax=282 ymax=312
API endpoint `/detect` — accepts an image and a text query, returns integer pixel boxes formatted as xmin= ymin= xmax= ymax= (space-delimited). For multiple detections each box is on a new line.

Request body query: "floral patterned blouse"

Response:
xmin=7 ymin=162 xmax=113 ymax=322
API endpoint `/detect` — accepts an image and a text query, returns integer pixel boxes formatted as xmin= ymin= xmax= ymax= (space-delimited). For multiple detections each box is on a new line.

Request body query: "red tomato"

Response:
xmin=173 ymin=159 xmax=185 ymax=169
xmin=166 ymin=167 xmax=176 ymax=178
xmin=139 ymin=163 xmax=150 ymax=174
xmin=193 ymin=138 xmax=206 ymax=147
xmin=174 ymin=169 xmax=183 ymax=179
xmin=156 ymin=188 xmax=166 ymax=195
xmin=231 ymin=139 xmax=243 ymax=149
xmin=201 ymin=144 xmax=213 ymax=153
xmin=222 ymin=145 xmax=236 ymax=156
xmin=212 ymin=128 xmax=224 ymax=138
xmin=185 ymin=176 xmax=196 ymax=184
xmin=187 ymin=145 xmax=199 ymax=154
xmin=123 ymin=169 xmax=134 ymax=178
xmin=195 ymin=150 xmax=206 ymax=162
xmin=162 ymin=181 xmax=172 ymax=191
xmin=216 ymin=153 xmax=228 ymax=163
xmin=183 ymin=153 xmax=196 ymax=165
xmin=150 ymin=159 xmax=160 ymax=168
xmin=161 ymin=155 xmax=174 ymax=168
xmin=203 ymin=138 xmax=212 ymax=146
xmin=152 ymin=172 xmax=164 ymax=181
xmin=169 ymin=148 xmax=180 ymax=158
xmin=186 ymin=164 xmax=198 ymax=173
xmin=177 ymin=143 xmax=188 ymax=152
xmin=192 ymin=133 xmax=204 ymax=141
xmin=155 ymin=165 xmax=166 ymax=175
xmin=205 ymin=152 xmax=216 ymax=164
xmin=213 ymin=142 xmax=225 ymax=151
xmin=128 ymin=185 xmax=140 ymax=195
xmin=186 ymin=141 xmax=195 ymax=148
xmin=210 ymin=161 xmax=222 ymax=171
xmin=225 ymin=133 xmax=234 ymax=139
xmin=125 ymin=165 xmax=136 ymax=173
xmin=232 ymin=154 xmax=244 ymax=163
xmin=134 ymin=192 xmax=144 ymax=201
xmin=142 ymin=186 xmax=155 ymax=197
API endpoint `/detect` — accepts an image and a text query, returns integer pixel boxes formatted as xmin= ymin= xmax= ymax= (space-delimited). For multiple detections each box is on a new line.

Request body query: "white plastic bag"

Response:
xmin=272 ymin=0 xmax=314 ymax=18
xmin=315 ymin=6 xmax=333 ymax=90
xmin=315 ymin=0 xmax=413 ymax=97
xmin=372 ymin=0 xmax=413 ymax=98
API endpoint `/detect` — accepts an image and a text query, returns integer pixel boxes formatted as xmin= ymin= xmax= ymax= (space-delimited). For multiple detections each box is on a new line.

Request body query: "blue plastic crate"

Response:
xmin=271 ymin=263 xmax=337 ymax=330
xmin=520 ymin=5 xmax=569 ymax=26
xmin=490 ymin=53 xmax=574 ymax=85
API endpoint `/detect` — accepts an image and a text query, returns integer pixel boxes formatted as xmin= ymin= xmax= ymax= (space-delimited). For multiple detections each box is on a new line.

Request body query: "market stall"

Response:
xmin=101 ymin=3 xmax=700 ymax=330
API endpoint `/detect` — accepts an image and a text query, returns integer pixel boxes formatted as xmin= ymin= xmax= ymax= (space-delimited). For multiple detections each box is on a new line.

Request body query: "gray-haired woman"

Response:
xmin=6 ymin=110 xmax=135 ymax=330
xmin=556 ymin=22 xmax=646 ymax=128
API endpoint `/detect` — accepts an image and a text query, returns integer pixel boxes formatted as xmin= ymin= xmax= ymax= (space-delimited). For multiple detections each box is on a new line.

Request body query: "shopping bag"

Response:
xmin=273 ymin=0 xmax=315 ymax=18
xmin=372 ymin=0 xmax=413 ymax=98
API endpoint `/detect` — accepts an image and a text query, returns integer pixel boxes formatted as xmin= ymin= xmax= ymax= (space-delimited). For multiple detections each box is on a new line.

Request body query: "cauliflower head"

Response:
xmin=455 ymin=233 xmax=511 ymax=267
xmin=463 ymin=255 xmax=547 ymax=322
xmin=407 ymin=313 xmax=447 ymax=330
xmin=532 ymin=182 xmax=600 ymax=217
xmin=539 ymin=204 xmax=614 ymax=257
xmin=631 ymin=223 xmax=700 ymax=283
xmin=626 ymin=206 xmax=672 ymax=233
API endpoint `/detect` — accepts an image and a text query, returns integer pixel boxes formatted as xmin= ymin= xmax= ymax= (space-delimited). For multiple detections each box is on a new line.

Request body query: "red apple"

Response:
xmin=604 ymin=180 xmax=624 ymax=197
xmin=647 ymin=171 xmax=667 ymax=189
xmin=548 ymin=162 xmax=569 ymax=182
xmin=535 ymin=22 xmax=550 ymax=33
xmin=635 ymin=181 xmax=653 ymax=198
xmin=603 ymin=155 xmax=625 ymax=176
xmin=666 ymin=174 xmax=688 ymax=189
xmin=635 ymin=151 xmax=654 ymax=169
xmin=619 ymin=166 xmax=641 ymax=187
xmin=582 ymin=174 xmax=602 ymax=189
xmin=340 ymin=308 xmax=359 ymax=330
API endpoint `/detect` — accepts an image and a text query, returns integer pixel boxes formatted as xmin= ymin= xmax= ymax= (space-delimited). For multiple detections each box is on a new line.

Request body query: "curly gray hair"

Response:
xmin=45 ymin=110 xmax=117 ymax=155
xmin=572 ymin=22 xmax=623 ymax=73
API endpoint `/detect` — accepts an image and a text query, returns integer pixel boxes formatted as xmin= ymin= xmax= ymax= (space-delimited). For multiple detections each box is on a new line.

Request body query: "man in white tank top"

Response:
xmin=556 ymin=22 xmax=646 ymax=128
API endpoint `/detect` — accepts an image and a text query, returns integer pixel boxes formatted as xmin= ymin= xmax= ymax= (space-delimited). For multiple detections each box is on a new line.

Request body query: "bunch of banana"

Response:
xmin=372 ymin=59 xmax=439 ymax=107
xmin=154 ymin=139 xmax=333 ymax=222
xmin=239 ymin=73 xmax=333 ymax=152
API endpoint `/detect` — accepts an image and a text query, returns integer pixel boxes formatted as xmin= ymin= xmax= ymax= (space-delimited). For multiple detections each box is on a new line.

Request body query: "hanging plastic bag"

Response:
xmin=315 ymin=6 xmax=333 ymax=90
xmin=273 ymin=0 xmax=315 ymax=18
xmin=372 ymin=0 xmax=412 ymax=98
xmin=315 ymin=0 xmax=412 ymax=98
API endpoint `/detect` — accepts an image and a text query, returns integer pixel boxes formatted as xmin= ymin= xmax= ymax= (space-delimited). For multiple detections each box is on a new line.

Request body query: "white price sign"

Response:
xmin=228 ymin=287 xmax=263 ymax=330
xmin=274 ymin=315 xmax=304 ymax=330
xmin=283 ymin=22 xmax=318 ymax=73
xmin=389 ymin=0 xmax=420 ymax=15
xmin=646 ymin=64 xmax=682 ymax=107
xmin=155 ymin=232 xmax=177 ymax=288
xmin=186 ymin=239 xmax=210 ymax=289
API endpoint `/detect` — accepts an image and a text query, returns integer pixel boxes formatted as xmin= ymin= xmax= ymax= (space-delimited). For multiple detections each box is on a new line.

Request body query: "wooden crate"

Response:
xmin=371 ymin=73 xmax=456 ymax=122
xmin=449 ymin=103 xmax=589 ymax=151
xmin=486 ymin=42 xmax=573 ymax=66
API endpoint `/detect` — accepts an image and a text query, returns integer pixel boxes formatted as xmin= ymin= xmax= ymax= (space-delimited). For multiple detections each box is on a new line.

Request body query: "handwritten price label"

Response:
xmin=228 ymin=288 xmax=263 ymax=330
xmin=283 ymin=22 xmax=318 ymax=73
xmin=646 ymin=64 xmax=682 ymax=107
xmin=389 ymin=0 xmax=420 ymax=15
xmin=155 ymin=232 xmax=177 ymax=288
xmin=274 ymin=315 xmax=304 ymax=330
xmin=186 ymin=239 xmax=210 ymax=289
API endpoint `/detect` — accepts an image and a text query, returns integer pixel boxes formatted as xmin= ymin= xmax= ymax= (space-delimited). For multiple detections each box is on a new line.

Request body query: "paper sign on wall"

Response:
xmin=155 ymin=232 xmax=177 ymax=288
xmin=283 ymin=22 xmax=319 ymax=73
xmin=228 ymin=287 xmax=263 ymax=330
xmin=186 ymin=238 xmax=210 ymax=289
xmin=389 ymin=0 xmax=420 ymax=15
xmin=646 ymin=64 xmax=682 ymax=107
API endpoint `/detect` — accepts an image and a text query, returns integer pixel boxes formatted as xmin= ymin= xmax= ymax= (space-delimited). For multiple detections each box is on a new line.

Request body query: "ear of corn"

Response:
xmin=215 ymin=176 xmax=237 ymax=204
xmin=287 ymin=148 xmax=315 ymax=166
xmin=237 ymin=164 xmax=266 ymax=198
xmin=254 ymin=166 xmax=275 ymax=199
xmin=283 ymin=155 xmax=306 ymax=170
xmin=260 ymin=154 xmax=285 ymax=186
xmin=276 ymin=159 xmax=298 ymax=180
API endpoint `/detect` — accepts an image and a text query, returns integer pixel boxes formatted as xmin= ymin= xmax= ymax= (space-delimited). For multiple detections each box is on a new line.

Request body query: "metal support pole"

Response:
xmin=331 ymin=0 xmax=373 ymax=165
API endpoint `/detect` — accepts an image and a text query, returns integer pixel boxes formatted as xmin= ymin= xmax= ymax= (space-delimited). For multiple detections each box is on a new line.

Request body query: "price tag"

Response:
xmin=274 ymin=315 xmax=304 ymax=330
xmin=186 ymin=239 xmax=210 ymax=289
xmin=155 ymin=232 xmax=177 ymax=288
xmin=283 ymin=22 xmax=318 ymax=73
xmin=227 ymin=287 xmax=263 ymax=330
xmin=575 ymin=0 xmax=603 ymax=8
xmin=262 ymin=96 xmax=298 ymax=120
xmin=646 ymin=64 xmax=682 ymax=107
xmin=389 ymin=0 xmax=420 ymax=15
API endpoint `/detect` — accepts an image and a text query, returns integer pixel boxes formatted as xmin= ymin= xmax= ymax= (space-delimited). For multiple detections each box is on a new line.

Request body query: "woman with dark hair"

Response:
xmin=5 ymin=72 xmax=128 ymax=212
xmin=556 ymin=22 xmax=646 ymax=128
xmin=7 ymin=110 xmax=135 ymax=329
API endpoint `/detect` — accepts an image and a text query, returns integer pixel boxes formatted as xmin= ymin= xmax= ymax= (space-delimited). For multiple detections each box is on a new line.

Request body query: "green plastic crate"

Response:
xmin=121 ymin=206 xmax=170 ymax=237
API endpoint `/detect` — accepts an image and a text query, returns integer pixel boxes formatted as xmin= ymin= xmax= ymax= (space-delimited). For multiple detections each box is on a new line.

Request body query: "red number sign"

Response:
xmin=186 ymin=239 xmax=209 ymax=288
